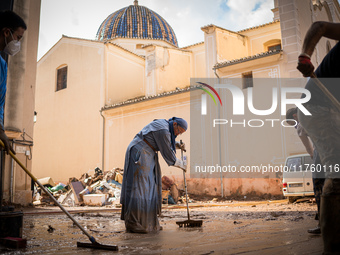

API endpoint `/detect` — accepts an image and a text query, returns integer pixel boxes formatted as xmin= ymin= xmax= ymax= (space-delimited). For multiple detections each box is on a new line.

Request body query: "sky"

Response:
xmin=37 ymin=0 xmax=275 ymax=60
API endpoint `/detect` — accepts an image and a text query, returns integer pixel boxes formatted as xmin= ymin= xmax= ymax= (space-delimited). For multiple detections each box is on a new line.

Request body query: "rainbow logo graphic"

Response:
xmin=197 ymin=82 xmax=222 ymax=115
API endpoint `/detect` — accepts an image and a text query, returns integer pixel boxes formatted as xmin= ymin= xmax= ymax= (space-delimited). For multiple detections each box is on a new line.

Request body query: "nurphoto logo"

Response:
xmin=198 ymin=81 xmax=311 ymax=128
xmin=197 ymin=82 xmax=222 ymax=115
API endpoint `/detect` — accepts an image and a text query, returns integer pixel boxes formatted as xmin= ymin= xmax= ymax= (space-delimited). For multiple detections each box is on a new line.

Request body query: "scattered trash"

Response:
xmin=70 ymin=181 xmax=84 ymax=205
xmin=294 ymin=198 xmax=312 ymax=203
xmin=47 ymin=225 xmax=55 ymax=233
xmin=49 ymin=183 xmax=66 ymax=192
xmin=83 ymin=194 xmax=108 ymax=206
xmin=270 ymin=212 xmax=286 ymax=218
xmin=37 ymin=177 xmax=55 ymax=187
xmin=33 ymin=171 xmax=196 ymax=208
xmin=265 ymin=216 xmax=277 ymax=221
xmin=291 ymin=216 xmax=304 ymax=221
xmin=33 ymin=168 xmax=123 ymax=207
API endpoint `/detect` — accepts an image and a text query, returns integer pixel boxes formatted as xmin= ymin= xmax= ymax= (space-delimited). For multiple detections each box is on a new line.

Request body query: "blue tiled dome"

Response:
xmin=96 ymin=1 xmax=178 ymax=47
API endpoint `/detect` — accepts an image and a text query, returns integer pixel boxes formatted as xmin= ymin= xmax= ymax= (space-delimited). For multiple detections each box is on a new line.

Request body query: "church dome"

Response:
xmin=96 ymin=0 xmax=178 ymax=47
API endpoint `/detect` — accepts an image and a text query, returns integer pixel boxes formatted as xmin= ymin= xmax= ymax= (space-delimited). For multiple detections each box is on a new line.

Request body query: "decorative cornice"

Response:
xmin=101 ymin=86 xmax=194 ymax=111
xmin=103 ymin=36 xmax=178 ymax=48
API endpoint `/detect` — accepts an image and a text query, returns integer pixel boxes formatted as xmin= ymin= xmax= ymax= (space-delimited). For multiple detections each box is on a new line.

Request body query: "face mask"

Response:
xmin=3 ymin=31 xmax=21 ymax=56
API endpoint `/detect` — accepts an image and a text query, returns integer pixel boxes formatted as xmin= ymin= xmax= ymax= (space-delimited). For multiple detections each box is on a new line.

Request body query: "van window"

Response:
xmin=286 ymin=157 xmax=302 ymax=172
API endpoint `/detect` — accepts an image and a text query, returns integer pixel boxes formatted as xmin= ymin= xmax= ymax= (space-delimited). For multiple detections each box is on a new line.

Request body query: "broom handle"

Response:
xmin=181 ymin=140 xmax=190 ymax=221
xmin=310 ymin=72 xmax=340 ymax=112
xmin=0 ymin=140 xmax=96 ymax=244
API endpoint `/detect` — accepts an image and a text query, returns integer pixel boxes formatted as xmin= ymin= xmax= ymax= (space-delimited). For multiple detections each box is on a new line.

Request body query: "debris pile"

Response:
xmin=33 ymin=170 xmax=186 ymax=207
xmin=33 ymin=167 xmax=123 ymax=207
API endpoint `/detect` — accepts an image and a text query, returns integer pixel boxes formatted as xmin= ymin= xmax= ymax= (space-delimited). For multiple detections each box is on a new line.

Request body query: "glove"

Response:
xmin=175 ymin=141 xmax=186 ymax=151
xmin=297 ymin=54 xmax=314 ymax=77
xmin=0 ymin=127 xmax=16 ymax=155
xmin=174 ymin=158 xmax=187 ymax=172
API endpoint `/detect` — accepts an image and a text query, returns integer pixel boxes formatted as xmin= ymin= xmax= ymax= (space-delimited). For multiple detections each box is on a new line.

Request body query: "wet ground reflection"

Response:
xmin=0 ymin=202 xmax=323 ymax=254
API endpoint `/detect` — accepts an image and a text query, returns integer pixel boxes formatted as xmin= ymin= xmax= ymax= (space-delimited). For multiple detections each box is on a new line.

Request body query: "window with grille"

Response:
xmin=242 ymin=72 xmax=253 ymax=89
xmin=56 ymin=66 xmax=67 ymax=91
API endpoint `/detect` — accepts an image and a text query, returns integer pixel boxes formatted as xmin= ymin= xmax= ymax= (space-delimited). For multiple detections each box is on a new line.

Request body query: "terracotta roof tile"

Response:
xmin=214 ymin=49 xmax=282 ymax=69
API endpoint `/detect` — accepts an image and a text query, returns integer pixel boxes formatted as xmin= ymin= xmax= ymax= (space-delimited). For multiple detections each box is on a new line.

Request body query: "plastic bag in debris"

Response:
xmin=50 ymin=183 xmax=66 ymax=192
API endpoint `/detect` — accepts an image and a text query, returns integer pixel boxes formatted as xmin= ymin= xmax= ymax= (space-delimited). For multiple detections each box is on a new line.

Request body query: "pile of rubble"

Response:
xmin=33 ymin=169 xmax=191 ymax=207
xmin=33 ymin=167 xmax=123 ymax=207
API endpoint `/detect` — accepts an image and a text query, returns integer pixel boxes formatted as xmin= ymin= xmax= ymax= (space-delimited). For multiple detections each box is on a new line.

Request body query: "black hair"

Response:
xmin=286 ymin=107 xmax=298 ymax=120
xmin=0 ymin=10 xmax=27 ymax=31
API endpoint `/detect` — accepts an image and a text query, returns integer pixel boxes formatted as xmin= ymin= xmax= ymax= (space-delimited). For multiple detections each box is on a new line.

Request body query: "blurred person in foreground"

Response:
xmin=297 ymin=21 xmax=340 ymax=254
xmin=0 ymin=10 xmax=26 ymax=154
xmin=286 ymin=107 xmax=324 ymax=235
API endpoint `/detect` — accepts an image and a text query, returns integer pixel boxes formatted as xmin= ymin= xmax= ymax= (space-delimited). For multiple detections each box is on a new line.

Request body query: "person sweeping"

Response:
xmin=297 ymin=21 xmax=340 ymax=253
xmin=120 ymin=117 xmax=187 ymax=233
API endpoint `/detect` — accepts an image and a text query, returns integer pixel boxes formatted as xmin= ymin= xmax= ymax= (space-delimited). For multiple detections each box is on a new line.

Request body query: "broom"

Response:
xmin=0 ymin=140 xmax=118 ymax=251
xmin=176 ymin=140 xmax=203 ymax=228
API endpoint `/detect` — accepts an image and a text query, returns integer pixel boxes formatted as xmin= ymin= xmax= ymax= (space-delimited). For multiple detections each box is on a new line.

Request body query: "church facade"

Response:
xmin=33 ymin=0 xmax=340 ymax=197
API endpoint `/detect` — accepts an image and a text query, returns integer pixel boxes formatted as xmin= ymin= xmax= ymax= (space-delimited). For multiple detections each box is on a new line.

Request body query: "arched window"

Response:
xmin=56 ymin=65 xmax=67 ymax=91
xmin=264 ymin=39 xmax=282 ymax=52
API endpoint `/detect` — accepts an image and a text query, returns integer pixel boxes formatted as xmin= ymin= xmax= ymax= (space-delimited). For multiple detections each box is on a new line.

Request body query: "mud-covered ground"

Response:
xmin=0 ymin=200 xmax=323 ymax=254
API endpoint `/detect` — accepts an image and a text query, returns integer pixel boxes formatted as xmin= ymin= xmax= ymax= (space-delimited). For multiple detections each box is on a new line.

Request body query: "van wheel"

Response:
xmin=288 ymin=197 xmax=297 ymax=203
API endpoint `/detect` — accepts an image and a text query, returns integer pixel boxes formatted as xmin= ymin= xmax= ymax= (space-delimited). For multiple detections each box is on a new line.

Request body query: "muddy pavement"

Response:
xmin=0 ymin=201 xmax=323 ymax=254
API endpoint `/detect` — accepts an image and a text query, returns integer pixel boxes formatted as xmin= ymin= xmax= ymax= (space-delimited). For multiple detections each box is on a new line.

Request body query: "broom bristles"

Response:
xmin=176 ymin=220 xmax=203 ymax=228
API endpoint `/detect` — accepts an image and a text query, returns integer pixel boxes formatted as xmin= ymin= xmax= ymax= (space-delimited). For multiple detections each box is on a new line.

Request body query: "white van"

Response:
xmin=282 ymin=154 xmax=314 ymax=203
